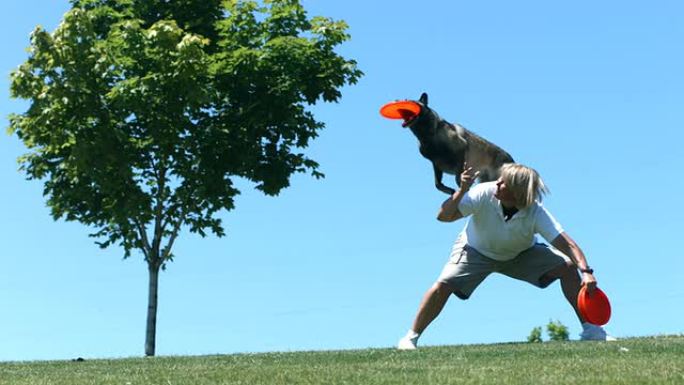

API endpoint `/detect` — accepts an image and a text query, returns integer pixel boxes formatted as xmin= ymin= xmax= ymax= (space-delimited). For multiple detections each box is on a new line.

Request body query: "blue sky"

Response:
xmin=1 ymin=0 xmax=682 ymax=361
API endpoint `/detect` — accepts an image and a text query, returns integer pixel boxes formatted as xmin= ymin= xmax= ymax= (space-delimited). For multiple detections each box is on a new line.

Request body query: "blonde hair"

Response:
xmin=499 ymin=163 xmax=549 ymax=208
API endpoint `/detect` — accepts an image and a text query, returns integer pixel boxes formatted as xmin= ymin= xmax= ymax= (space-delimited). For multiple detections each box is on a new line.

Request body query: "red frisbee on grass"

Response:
xmin=578 ymin=286 xmax=612 ymax=326
xmin=379 ymin=100 xmax=421 ymax=120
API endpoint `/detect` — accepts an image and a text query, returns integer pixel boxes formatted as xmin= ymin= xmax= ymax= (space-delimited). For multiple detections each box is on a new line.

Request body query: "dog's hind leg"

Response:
xmin=433 ymin=164 xmax=456 ymax=195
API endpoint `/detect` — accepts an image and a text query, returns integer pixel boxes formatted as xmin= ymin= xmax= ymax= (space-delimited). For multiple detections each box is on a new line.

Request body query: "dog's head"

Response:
xmin=403 ymin=92 xmax=441 ymax=137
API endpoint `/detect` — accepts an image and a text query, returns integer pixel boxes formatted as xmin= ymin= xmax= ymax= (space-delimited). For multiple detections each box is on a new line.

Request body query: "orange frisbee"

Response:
xmin=379 ymin=100 xmax=421 ymax=120
xmin=578 ymin=286 xmax=612 ymax=326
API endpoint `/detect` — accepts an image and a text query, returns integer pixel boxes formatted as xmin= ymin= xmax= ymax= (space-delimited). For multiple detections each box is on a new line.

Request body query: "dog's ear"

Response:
xmin=419 ymin=92 xmax=428 ymax=106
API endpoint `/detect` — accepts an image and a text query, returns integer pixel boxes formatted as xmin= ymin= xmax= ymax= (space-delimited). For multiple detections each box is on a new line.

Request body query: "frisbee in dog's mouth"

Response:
xmin=401 ymin=113 xmax=419 ymax=127
xmin=380 ymin=100 xmax=421 ymax=126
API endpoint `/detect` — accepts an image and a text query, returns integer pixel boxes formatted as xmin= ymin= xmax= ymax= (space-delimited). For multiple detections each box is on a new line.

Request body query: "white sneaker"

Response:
xmin=397 ymin=331 xmax=420 ymax=350
xmin=580 ymin=323 xmax=617 ymax=341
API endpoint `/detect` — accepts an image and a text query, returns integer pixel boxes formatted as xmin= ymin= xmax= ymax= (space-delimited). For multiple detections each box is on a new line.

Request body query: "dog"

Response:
xmin=402 ymin=93 xmax=515 ymax=195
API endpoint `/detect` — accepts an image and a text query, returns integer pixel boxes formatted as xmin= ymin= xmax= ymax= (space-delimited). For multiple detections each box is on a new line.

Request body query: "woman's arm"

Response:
xmin=551 ymin=232 xmax=597 ymax=292
xmin=437 ymin=166 xmax=479 ymax=222
xmin=437 ymin=190 xmax=467 ymax=222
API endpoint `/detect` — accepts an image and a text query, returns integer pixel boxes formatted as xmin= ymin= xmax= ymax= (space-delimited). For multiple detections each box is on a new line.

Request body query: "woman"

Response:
xmin=398 ymin=163 xmax=614 ymax=350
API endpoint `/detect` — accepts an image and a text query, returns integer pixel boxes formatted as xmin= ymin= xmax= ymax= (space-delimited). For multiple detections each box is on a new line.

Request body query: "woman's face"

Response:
xmin=495 ymin=178 xmax=516 ymax=204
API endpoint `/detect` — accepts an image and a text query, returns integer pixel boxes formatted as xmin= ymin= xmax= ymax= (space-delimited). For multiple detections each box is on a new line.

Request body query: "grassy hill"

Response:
xmin=0 ymin=335 xmax=682 ymax=385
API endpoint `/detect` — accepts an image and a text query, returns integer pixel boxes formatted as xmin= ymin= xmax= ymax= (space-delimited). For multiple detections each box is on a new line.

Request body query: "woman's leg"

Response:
xmin=542 ymin=261 xmax=585 ymax=322
xmin=398 ymin=281 xmax=453 ymax=350
xmin=412 ymin=282 xmax=453 ymax=333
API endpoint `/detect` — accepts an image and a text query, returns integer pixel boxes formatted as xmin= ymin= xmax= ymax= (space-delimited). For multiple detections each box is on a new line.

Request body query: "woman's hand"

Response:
xmin=460 ymin=164 xmax=480 ymax=192
xmin=582 ymin=273 xmax=597 ymax=294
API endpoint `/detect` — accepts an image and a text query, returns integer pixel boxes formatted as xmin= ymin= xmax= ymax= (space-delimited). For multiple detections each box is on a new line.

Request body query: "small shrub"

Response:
xmin=547 ymin=320 xmax=569 ymax=341
xmin=527 ymin=326 xmax=543 ymax=343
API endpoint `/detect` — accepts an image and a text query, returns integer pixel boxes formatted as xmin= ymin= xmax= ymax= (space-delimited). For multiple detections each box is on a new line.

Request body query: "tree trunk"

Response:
xmin=145 ymin=262 xmax=160 ymax=356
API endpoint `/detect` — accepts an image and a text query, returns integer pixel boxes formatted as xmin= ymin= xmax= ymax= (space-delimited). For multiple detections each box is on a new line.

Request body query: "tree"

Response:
xmin=9 ymin=0 xmax=362 ymax=356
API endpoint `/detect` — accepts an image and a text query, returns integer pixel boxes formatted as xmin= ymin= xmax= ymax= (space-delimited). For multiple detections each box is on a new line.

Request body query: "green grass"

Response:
xmin=1 ymin=336 xmax=682 ymax=385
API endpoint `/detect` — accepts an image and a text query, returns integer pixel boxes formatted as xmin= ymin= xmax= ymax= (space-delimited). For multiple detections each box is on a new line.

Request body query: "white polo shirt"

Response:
xmin=457 ymin=182 xmax=564 ymax=261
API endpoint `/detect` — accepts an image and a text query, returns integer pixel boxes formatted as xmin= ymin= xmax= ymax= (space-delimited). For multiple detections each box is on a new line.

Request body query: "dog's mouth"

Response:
xmin=399 ymin=109 xmax=420 ymax=127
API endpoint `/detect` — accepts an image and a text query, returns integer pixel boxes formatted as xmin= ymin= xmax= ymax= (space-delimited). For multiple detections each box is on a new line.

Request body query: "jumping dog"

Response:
xmin=402 ymin=93 xmax=515 ymax=195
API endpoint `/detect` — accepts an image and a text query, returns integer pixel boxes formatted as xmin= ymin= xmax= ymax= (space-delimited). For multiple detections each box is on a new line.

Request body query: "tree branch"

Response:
xmin=161 ymin=218 xmax=183 ymax=261
xmin=134 ymin=219 xmax=152 ymax=261
xmin=161 ymin=201 xmax=180 ymax=232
